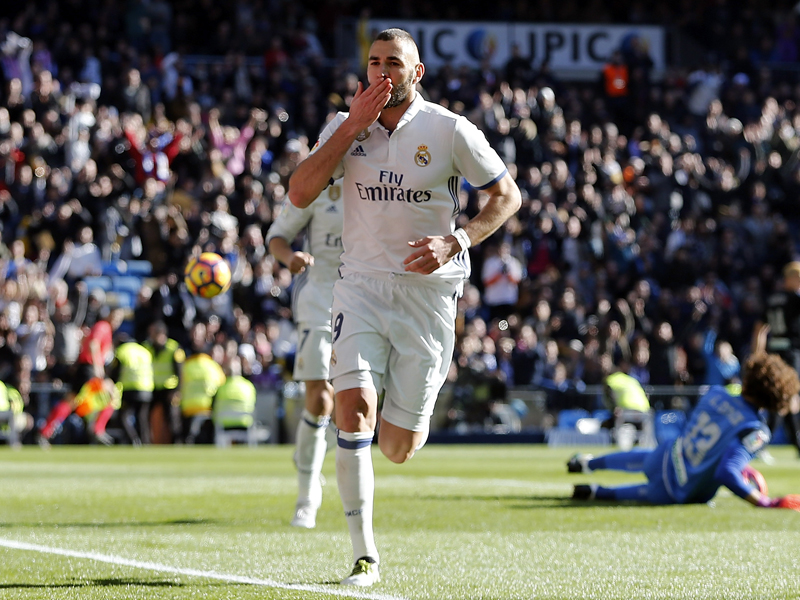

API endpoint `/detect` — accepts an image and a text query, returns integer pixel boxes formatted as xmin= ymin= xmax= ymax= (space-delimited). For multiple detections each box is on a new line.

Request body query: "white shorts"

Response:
xmin=330 ymin=272 xmax=457 ymax=432
xmin=293 ymin=322 xmax=332 ymax=381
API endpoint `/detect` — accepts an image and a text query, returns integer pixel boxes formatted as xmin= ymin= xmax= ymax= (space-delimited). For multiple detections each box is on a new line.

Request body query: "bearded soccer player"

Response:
xmin=568 ymin=351 xmax=800 ymax=510
xmin=288 ymin=28 xmax=521 ymax=586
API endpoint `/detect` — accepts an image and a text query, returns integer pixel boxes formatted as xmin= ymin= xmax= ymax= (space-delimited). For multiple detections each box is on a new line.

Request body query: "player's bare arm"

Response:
xmin=751 ymin=322 xmax=770 ymax=354
xmin=403 ymin=172 xmax=522 ymax=274
xmin=268 ymin=236 xmax=314 ymax=275
xmin=288 ymin=79 xmax=392 ymax=208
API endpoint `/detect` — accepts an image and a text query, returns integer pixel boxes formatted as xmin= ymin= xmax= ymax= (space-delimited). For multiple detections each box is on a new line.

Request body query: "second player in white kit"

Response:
xmin=267 ymin=181 xmax=344 ymax=529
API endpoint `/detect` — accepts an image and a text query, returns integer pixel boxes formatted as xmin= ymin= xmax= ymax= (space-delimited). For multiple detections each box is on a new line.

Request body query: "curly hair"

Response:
xmin=741 ymin=353 xmax=800 ymax=413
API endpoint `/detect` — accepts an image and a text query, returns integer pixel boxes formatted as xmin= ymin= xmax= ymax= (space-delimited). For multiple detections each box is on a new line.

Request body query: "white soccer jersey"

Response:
xmin=266 ymin=182 xmax=344 ymax=325
xmin=314 ymin=94 xmax=508 ymax=289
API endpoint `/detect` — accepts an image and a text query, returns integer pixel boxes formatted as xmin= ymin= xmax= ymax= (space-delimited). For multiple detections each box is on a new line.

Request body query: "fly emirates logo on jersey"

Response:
xmin=355 ymin=170 xmax=432 ymax=203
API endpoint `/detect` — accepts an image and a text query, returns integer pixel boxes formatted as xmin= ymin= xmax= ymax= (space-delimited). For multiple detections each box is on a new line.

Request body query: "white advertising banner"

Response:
xmin=366 ymin=20 xmax=665 ymax=76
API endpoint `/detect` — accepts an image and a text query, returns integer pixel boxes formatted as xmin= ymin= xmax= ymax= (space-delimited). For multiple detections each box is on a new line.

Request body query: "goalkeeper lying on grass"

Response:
xmin=569 ymin=349 xmax=800 ymax=511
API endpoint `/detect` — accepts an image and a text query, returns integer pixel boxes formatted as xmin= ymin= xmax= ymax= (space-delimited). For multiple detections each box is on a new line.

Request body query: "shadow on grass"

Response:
xmin=511 ymin=497 xmax=673 ymax=510
xmin=0 ymin=518 xmax=222 ymax=528
xmin=418 ymin=494 xmax=552 ymax=502
xmin=419 ymin=494 xmax=666 ymax=509
xmin=0 ymin=578 xmax=195 ymax=589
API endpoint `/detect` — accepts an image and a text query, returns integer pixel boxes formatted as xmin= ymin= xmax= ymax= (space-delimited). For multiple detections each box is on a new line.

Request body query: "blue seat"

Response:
xmin=101 ymin=260 xmax=126 ymax=276
xmin=82 ymin=276 xmax=112 ymax=292
xmin=112 ymin=275 xmax=143 ymax=295
xmin=557 ymin=409 xmax=590 ymax=430
xmin=125 ymin=260 xmax=153 ymax=276
xmin=592 ymin=409 xmax=613 ymax=423
xmin=654 ymin=410 xmax=686 ymax=444
xmin=106 ymin=290 xmax=136 ymax=309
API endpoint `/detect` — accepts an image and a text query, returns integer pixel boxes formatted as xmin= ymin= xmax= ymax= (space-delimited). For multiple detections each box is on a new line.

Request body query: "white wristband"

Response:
xmin=453 ymin=228 xmax=472 ymax=251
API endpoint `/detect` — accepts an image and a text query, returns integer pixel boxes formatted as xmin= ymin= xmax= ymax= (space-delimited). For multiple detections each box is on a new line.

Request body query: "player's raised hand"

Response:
xmin=288 ymin=251 xmax=315 ymax=274
xmin=403 ymin=236 xmax=456 ymax=274
xmin=348 ymin=78 xmax=392 ymax=130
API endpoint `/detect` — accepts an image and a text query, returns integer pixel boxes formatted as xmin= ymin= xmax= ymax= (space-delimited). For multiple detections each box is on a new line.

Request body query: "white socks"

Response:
xmin=295 ymin=409 xmax=330 ymax=508
xmin=336 ymin=430 xmax=379 ymax=564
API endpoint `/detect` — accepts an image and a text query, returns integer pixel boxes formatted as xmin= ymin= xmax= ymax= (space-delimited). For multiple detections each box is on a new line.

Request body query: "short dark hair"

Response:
xmin=375 ymin=28 xmax=416 ymax=46
xmin=742 ymin=353 xmax=800 ymax=413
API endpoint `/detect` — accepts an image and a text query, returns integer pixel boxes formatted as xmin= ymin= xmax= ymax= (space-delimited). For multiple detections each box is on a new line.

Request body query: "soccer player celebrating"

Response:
xmin=568 ymin=350 xmax=800 ymax=509
xmin=267 ymin=179 xmax=344 ymax=529
xmin=288 ymin=28 xmax=521 ymax=585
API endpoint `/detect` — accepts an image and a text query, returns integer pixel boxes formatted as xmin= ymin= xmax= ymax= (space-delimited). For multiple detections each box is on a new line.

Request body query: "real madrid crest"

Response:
xmin=415 ymin=145 xmax=431 ymax=167
xmin=329 ymin=184 xmax=341 ymax=201
xmin=356 ymin=129 xmax=371 ymax=142
xmin=330 ymin=349 xmax=337 ymax=366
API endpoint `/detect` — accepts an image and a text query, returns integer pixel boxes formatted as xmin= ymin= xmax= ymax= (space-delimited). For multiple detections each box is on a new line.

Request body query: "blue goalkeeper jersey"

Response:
xmin=664 ymin=386 xmax=770 ymax=504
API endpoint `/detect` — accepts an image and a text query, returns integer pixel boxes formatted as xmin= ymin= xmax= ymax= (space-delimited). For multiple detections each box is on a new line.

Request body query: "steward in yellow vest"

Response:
xmin=115 ymin=341 xmax=155 ymax=393
xmin=144 ymin=321 xmax=185 ymax=444
xmin=600 ymin=369 xmax=651 ymax=445
xmin=179 ymin=353 xmax=226 ymax=443
xmin=213 ymin=357 xmax=257 ymax=429
xmin=1 ymin=381 xmax=32 ymax=446
xmin=604 ymin=372 xmax=650 ymax=413
xmin=0 ymin=381 xmax=19 ymax=414
xmin=180 ymin=353 xmax=226 ymax=416
xmin=111 ymin=334 xmax=155 ymax=446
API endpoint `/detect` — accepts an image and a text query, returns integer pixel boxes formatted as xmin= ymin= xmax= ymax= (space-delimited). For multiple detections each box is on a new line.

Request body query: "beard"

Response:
xmin=384 ymin=71 xmax=415 ymax=109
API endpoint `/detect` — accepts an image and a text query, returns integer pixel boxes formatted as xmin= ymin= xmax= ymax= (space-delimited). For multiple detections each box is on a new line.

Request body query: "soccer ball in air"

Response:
xmin=184 ymin=252 xmax=231 ymax=298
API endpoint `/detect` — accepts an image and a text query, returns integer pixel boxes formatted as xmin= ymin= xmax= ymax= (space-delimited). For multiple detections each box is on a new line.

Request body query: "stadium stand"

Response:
xmin=2 ymin=0 xmax=800 ymax=447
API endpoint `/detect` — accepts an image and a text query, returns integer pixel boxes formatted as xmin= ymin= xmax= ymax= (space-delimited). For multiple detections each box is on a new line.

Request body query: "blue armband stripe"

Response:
xmin=473 ymin=169 xmax=507 ymax=191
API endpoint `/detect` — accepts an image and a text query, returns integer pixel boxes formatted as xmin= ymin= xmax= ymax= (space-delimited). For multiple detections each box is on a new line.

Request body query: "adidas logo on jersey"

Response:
xmin=350 ymin=145 xmax=367 ymax=157
xmin=326 ymin=204 xmax=338 ymax=213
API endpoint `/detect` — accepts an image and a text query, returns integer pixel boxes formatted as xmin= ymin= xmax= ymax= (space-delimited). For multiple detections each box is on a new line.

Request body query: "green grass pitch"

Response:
xmin=1 ymin=444 xmax=799 ymax=599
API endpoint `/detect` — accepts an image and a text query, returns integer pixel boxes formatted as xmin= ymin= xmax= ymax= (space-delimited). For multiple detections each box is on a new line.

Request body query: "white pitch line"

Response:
xmin=0 ymin=538 xmax=407 ymax=600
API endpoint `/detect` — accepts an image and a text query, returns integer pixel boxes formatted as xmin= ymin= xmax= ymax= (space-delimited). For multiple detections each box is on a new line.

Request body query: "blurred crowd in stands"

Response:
xmin=2 ymin=0 xmax=800 ymax=442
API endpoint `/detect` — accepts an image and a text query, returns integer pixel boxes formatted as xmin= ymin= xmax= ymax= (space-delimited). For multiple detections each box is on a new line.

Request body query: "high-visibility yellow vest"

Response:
xmin=0 ymin=382 xmax=24 ymax=433
xmin=144 ymin=339 xmax=185 ymax=390
xmin=213 ymin=376 xmax=257 ymax=428
xmin=180 ymin=354 xmax=226 ymax=416
xmin=606 ymin=372 xmax=650 ymax=412
xmin=0 ymin=382 xmax=22 ymax=414
xmin=115 ymin=342 xmax=155 ymax=392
